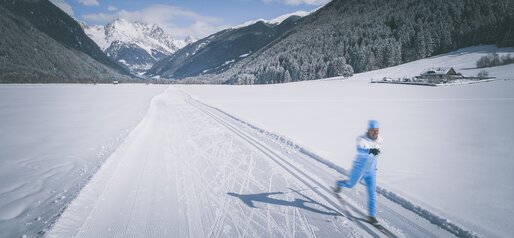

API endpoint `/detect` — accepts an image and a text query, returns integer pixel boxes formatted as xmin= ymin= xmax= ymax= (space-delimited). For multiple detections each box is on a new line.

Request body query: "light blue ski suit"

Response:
xmin=336 ymin=134 xmax=382 ymax=217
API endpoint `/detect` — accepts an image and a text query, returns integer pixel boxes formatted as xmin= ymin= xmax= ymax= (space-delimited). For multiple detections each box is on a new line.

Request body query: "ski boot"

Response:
xmin=368 ymin=216 xmax=379 ymax=225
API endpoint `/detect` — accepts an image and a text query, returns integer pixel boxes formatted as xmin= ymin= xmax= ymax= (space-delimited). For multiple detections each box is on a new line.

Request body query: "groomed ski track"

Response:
xmin=47 ymin=87 xmax=457 ymax=238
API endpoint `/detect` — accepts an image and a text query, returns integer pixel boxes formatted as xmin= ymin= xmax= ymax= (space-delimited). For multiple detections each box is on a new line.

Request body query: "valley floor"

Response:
xmin=48 ymin=88 xmax=456 ymax=238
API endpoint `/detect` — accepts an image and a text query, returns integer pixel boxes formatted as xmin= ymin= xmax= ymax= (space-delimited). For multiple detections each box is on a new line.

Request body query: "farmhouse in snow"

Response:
xmin=415 ymin=67 xmax=463 ymax=83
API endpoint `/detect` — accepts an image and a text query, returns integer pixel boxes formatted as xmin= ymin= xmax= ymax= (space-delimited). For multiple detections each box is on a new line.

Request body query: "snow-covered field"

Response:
xmin=48 ymin=87 xmax=456 ymax=238
xmin=0 ymin=84 xmax=167 ymax=238
xmin=2 ymin=45 xmax=513 ymax=238
xmin=181 ymin=45 xmax=514 ymax=237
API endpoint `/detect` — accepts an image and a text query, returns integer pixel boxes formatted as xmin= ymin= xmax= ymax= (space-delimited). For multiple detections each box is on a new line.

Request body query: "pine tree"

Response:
xmin=284 ymin=70 xmax=292 ymax=82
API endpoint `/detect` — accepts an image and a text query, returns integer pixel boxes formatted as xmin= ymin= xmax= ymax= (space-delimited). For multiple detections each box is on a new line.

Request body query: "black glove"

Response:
xmin=369 ymin=148 xmax=380 ymax=156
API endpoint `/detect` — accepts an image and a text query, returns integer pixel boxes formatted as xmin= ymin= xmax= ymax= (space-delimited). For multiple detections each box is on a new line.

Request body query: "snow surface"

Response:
xmin=181 ymin=45 xmax=514 ymax=237
xmin=3 ymin=45 xmax=513 ymax=238
xmin=192 ymin=42 xmax=208 ymax=56
xmin=0 ymin=84 xmax=167 ymax=238
xmin=223 ymin=59 xmax=236 ymax=66
xmin=48 ymin=87 xmax=455 ymax=238
xmin=239 ymin=52 xmax=251 ymax=58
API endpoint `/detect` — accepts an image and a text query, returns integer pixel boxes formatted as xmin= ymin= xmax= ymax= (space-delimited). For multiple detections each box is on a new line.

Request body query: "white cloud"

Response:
xmin=263 ymin=0 xmax=329 ymax=5
xmin=82 ymin=12 xmax=114 ymax=22
xmin=165 ymin=20 xmax=228 ymax=41
xmin=78 ymin=0 xmax=99 ymax=6
xmin=49 ymin=0 xmax=74 ymax=16
xmin=107 ymin=5 xmax=118 ymax=11
xmin=81 ymin=4 xmax=229 ymax=39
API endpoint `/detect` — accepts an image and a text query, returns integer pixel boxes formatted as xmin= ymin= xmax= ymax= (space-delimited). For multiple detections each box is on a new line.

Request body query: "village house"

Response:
xmin=415 ymin=67 xmax=463 ymax=84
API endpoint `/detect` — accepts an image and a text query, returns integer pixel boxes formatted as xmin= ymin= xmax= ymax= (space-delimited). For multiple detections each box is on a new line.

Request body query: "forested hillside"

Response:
xmin=0 ymin=0 xmax=132 ymax=83
xmin=146 ymin=16 xmax=303 ymax=80
xmin=184 ymin=0 xmax=514 ymax=84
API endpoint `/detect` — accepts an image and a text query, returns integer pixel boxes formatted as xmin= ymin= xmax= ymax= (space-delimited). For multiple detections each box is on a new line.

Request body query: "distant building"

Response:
xmin=415 ymin=67 xmax=462 ymax=83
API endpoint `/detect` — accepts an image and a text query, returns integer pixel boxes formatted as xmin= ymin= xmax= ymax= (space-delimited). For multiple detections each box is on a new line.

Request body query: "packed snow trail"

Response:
xmin=48 ymin=87 xmax=455 ymax=238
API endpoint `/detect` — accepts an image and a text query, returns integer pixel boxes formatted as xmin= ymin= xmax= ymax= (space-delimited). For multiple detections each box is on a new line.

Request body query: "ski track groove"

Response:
xmin=121 ymin=143 xmax=151 ymax=238
xmin=378 ymin=203 xmax=434 ymax=238
xmin=226 ymin=131 xmax=301 ymax=237
xmin=179 ymin=102 xmax=277 ymax=238
xmin=222 ymin=158 xmax=259 ymax=236
xmin=204 ymin=154 xmax=229 ymax=238
xmin=172 ymin=106 xmax=184 ymax=238
xmin=181 ymin=118 xmax=197 ymax=237
xmin=266 ymin=175 xmax=274 ymax=238
xmin=180 ymin=107 xmax=209 ymax=238
xmin=73 ymin=134 xmax=141 ymax=238
xmin=207 ymin=135 xmax=244 ymax=238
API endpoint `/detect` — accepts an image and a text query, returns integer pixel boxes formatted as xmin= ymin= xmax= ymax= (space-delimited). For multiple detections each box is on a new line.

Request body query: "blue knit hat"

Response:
xmin=368 ymin=120 xmax=379 ymax=129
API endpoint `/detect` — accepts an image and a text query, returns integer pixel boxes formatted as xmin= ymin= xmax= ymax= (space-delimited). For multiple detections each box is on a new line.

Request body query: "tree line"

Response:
xmin=476 ymin=53 xmax=514 ymax=68
xmin=184 ymin=0 xmax=514 ymax=84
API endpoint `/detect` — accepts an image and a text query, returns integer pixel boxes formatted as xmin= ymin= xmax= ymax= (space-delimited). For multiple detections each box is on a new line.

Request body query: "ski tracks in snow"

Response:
xmin=47 ymin=87 xmax=455 ymax=238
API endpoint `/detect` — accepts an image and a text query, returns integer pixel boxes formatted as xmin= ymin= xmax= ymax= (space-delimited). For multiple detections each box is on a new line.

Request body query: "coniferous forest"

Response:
xmin=181 ymin=0 xmax=514 ymax=84
xmin=0 ymin=0 xmax=132 ymax=83
xmin=1 ymin=0 xmax=513 ymax=84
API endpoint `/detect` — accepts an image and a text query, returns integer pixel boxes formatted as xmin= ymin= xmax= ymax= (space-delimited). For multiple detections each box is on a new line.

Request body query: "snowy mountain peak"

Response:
xmin=233 ymin=10 xmax=310 ymax=29
xmin=82 ymin=18 xmax=196 ymax=73
xmin=268 ymin=10 xmax=309 ymax=24
xmin=82 ymin=23 xmax=109 ymax=50
xmin=103 ymin=18 xmax=180 ymax=54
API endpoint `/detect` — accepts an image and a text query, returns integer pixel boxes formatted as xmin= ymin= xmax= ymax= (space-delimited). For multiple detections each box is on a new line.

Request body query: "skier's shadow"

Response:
xmin=227 ymin=188 xmax=341 ymax=216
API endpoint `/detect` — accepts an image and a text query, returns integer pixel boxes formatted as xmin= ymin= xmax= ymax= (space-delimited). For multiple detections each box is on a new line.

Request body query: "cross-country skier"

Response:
xmin=333 ymin=120 xmax=382 ymax=225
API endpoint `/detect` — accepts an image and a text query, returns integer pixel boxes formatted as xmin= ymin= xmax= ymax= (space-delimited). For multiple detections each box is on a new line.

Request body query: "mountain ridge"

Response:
xmin=146 ymin=14 xmax=306 ymax=80
xmin=178 ymin=0 xmax=514 ymax=84
xmin=0 ymin=0 xmax=133 ymax=83
xmin=82 ymin=18 xmax=194 ymax=73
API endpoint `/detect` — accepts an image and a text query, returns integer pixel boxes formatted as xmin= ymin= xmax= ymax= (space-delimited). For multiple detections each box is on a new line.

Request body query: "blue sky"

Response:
xmin=50 ymin=0 xmax=329 ymax=39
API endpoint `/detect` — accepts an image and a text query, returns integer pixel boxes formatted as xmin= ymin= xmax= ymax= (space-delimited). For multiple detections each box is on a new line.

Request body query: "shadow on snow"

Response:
xmin=227 ymin=188 xmax=340 ymax=217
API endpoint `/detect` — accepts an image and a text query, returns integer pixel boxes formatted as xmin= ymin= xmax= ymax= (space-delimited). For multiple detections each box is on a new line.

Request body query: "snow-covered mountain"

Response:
xmin=82 ymin=19 xmax=194 ymax=73
xmin=182 ymin=0 xmax=514 ymax=84
xmin=233 ymin=10 xmax=310 ymax=29
xmin=232 ymin=5 xmax=325 ymax=29
xmin=146 ymin=14 xmax=305 ymax=80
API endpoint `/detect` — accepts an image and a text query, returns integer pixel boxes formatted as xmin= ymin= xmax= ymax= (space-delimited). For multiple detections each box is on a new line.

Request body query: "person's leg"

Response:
xmin=336 ymin=158 xmax=366 ymax=189
xmin=363 ymin=172 xmax=377 ymax=218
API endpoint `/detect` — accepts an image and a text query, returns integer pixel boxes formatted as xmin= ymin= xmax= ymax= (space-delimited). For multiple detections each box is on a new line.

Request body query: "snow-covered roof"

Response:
xmin=420 ymin=67 xmax=456 ymax=75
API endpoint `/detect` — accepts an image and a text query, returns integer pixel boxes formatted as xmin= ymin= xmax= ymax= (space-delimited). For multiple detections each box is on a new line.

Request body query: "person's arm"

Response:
xmin=356 ymin=137 xmax=369 ymax=156
xmin=370 ymin=136 xmax=382 ymax=156
xmin=357 ymin=136 xmax=381 ymax=156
